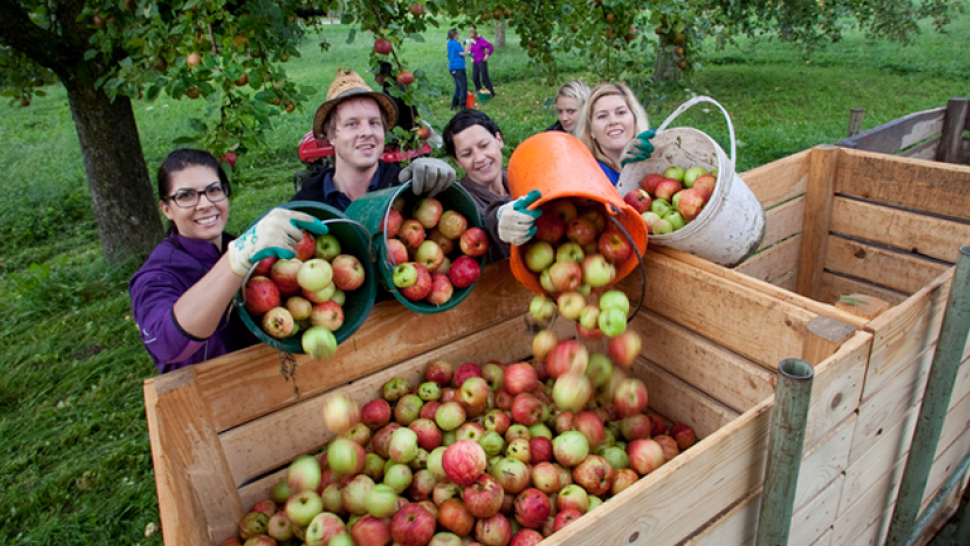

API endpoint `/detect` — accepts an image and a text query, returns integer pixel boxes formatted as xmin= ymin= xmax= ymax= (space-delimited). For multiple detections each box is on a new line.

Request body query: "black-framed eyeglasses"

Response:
xmin=163 ymin=182 xmax=230 ymax=208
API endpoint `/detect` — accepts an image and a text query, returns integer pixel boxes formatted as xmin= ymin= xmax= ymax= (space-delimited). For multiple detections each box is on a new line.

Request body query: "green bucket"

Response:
xmin=235 ymin=201 xmax=377 ymax=354
xmin=476 ymin=91 xmax=492 ymax=104
xmin=345 ymin=181 xmax=486 ymax=314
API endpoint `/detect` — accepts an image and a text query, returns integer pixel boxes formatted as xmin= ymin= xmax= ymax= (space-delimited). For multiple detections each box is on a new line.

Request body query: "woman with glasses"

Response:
xmin=129 ymin=149 xmax=327 ymax=373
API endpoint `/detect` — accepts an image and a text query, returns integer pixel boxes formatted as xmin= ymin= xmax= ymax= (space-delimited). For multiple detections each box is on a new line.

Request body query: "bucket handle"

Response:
xmin=606 ymin=204 xmax=646 ymax=320
xmin=655 ymin=96 xmax=736 ymax=166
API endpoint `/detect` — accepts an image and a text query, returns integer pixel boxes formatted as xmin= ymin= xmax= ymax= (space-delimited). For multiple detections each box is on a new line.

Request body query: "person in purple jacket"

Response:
xmin=468 ymin=28 xmax=496 ymax=97
xmin=129 ymin=149 xmax=329 ymax=373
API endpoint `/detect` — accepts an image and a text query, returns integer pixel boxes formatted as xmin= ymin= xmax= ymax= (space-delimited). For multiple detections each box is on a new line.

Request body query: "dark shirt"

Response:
xmin=458 ymin=172 xmax=512 ymax=264
xmin=293 ymin=161 xmax=402 ymax=211
xmin=546 ymin=120 xmax=564 ymax=132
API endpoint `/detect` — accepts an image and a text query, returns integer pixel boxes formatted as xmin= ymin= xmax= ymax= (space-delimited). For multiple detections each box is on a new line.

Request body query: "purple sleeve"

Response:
xmin=484 ymin=39 xmax=494 ymax=57
xmin=130 ymin=268 xmax=206 ymax=371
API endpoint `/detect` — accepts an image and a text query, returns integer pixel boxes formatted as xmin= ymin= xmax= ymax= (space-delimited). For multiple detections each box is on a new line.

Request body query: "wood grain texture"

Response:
xmin=837 ymin=107 xmax=945 ymax=153
xmin=742 ymin=148 xmax=810 ymax=209
xmin=790 ymin=474 xmax=845 ymax=546
xmin=804 ymin=330 xmax=869 ymax=449
xmin=737 ymin=235 xmax=801 ymax=283
xmin=824 ymin=236 xmax=951 ymax=296
xmin=833 ymin=148 xmax=970 ymax=221
xmin=796 ymin=416 xmax=856 ymax=510
xmin=829 ymin=197 xmax=970 ymax=264
xmin=817 ymin=271 xmax=909 ymax=307
xmin=760 ymin=197 xmax=805 ymax=251
xmin=899 ymin=137 xmax=941 ymax=160
xmin=797 ymin=145 xmax=840 ymax=299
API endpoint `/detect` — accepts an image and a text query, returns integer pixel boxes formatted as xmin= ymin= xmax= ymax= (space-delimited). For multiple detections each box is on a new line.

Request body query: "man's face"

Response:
xmin=329 ymin=96 xmax=385 ymax=172
xmin=452 ymin=124 xmax=504 ymax=188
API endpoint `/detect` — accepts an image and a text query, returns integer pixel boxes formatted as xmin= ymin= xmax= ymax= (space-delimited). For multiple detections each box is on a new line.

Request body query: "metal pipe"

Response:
xmin=756 ymin=358 xmax=815 ymax=546
xmin=887 ymin=246 xmax=970 ymax=546
xmin=899 ymin=450 xmax=970 ymax=546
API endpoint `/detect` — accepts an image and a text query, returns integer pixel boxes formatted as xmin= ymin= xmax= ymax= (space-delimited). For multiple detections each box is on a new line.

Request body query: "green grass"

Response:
xmin=0 ymin=13 xmax=967 ymax=545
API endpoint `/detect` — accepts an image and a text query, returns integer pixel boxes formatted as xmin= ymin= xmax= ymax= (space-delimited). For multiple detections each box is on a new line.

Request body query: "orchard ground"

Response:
xmin=0 ymin=14 xmax=968 ymax=545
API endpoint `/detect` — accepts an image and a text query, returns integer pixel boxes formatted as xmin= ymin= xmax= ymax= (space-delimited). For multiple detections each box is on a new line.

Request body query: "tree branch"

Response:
xmin=0 ymin=0 xmax=86 ymax=70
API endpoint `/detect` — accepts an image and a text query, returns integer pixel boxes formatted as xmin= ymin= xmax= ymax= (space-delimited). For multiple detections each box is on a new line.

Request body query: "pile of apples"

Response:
xmin=623 ymin=165 xmax=718 ymax=235
xmin=242 ymin=230 xmax=368 ymax=360
xmin=382 ymin=196 xmax=487 ymax=306
xmin=519 ymin=197 xmax=634 ymax=296
xmin=225 ymin=305 xmax=697 ymax=546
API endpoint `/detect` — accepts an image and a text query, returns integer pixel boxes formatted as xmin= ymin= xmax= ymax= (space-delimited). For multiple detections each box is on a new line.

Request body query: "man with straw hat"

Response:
xmin=294 ymin=68 xmax=455 ymax=211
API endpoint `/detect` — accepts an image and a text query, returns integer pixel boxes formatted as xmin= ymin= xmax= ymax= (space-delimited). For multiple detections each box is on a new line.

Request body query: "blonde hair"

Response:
xmin=556 ymin=80 xmax=591 ymax=105
xmin=575 ymin=82 xmax=649 ymax=171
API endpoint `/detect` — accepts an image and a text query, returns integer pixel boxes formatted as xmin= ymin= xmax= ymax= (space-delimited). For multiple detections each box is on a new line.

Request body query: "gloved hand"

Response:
xmin=228 ymin=208 xmax=329 ymax=276
xmin=400 ymin=157 xmax=457 ymax=197
xmin=621 ymin=129 xmax=657 ymax=166
xmin=497 ymin=190 xmax=542 ymax=246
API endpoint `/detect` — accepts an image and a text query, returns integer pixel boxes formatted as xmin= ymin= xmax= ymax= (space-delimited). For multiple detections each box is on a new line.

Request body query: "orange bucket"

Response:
xmin=466 ymin=91 xmax=476 ymax=109
xmin=506 ymin=131 xmax=648 ymax=295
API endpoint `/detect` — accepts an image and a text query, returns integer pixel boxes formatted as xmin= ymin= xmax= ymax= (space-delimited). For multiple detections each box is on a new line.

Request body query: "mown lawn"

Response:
xmin=0 ymin=13 xmax=967 ymax=545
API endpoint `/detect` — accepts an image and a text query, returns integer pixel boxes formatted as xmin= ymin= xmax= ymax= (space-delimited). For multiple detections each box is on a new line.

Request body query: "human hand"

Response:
xmin=401 ymin=157 xmax=457 ymax=197
xmin=497 ymin=190 xmax=542 ymax=246
xmin=228 ymin=208 xmax=329 ymax=276
xmin=621 ymin=129 xmax=657 ymax=166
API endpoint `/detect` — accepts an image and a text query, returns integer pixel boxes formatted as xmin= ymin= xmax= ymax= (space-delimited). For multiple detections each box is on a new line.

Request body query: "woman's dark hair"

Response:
xmin=447 ymin=28 xmax=458 ymax=40
xmin=157 ymin=149 xmax=231 ymax=234
xmin=442 ymin=109 xmax=501 ymax=158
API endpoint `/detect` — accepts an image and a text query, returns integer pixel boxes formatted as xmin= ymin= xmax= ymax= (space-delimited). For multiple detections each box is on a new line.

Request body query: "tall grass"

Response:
xmin=0 ymin=13 xmax=967 ymax=545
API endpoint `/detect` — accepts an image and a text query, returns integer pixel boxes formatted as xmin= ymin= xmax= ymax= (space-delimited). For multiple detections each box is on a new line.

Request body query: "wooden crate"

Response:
xmin=657 ymin=145 xmax=970 ymax=544
xmin=144 ymin=255 xmax=869 ymax=546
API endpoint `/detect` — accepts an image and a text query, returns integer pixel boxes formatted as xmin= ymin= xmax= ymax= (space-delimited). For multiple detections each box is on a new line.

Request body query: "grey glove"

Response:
xmin=400 ymin=157 xmax=457 ymax=197
xmin=497 ymin=190 xmax=542 ymax=246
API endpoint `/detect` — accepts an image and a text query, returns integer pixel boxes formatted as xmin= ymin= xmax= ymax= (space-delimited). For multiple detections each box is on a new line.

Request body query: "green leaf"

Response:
xmin=254 ymin=90 xmax=275 ymax=102
xmin=340 ymin=13 xmax=354 ymax=24
xmin=408 ymin=33 xmax=425 ymax=43
xmin=347 ymin=28 xmax=356 ymax=44
xmin=173 ymin=135 xmax=197 ymax=144
xmin=84 ymin=50 xmax=97 ymax=61
xmin=300 ymin=85 xmax=317 ymax=95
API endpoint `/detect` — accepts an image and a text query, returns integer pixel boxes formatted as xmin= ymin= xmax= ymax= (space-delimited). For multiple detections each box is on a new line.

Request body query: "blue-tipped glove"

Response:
xmin=400 ymin=157 xmax=457 ymax=197
xmin=621 ymin=129 xmax=657 ymax=166
xmin=228 ymin=208 xmax=329 ymax=276
xmin=496 ymin=190 xmax=542 ymax=246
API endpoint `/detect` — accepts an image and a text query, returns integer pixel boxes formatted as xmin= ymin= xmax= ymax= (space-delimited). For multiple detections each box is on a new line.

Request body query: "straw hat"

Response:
xmin=312 ymin=68 xmax=398 ymax=139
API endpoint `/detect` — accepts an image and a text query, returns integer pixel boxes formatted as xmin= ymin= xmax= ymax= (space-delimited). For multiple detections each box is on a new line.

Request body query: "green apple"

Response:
xmin=302 ymin=326 xmax=338 ymax=360
xmin=683 ymin=166 xmax=707 ymax=187
xmin=664 ymin=211 xmax=686 ymax=231
xmin=392 ymin=262 xmax=417 ymax=288
xmin=650 ymin=198 xmax=672 ymax=217
xmin=598 ymin=290 xmax=629 ymax=315
xmin=663 ymin=165 xmax=686 ymax=182
xmin=598 ymin=307 xmax=627 ymax=338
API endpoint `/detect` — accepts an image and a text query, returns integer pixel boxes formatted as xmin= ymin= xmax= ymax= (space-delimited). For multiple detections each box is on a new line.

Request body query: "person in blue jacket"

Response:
xmin=446 ymin=28 xmax=469 ymax=110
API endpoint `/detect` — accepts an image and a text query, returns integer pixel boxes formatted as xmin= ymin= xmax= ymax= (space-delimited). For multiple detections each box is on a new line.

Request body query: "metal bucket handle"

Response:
xmin=655 ymin=95 xmax=736 ymax=166
xmin=607 ymin=203 xmax=647 ymax=320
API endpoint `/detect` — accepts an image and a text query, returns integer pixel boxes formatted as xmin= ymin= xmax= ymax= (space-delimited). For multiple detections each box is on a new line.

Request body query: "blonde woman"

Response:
xmin=575 ymin=82 xmax=654 ymax=186
xmin=546 ymin=80 xmax=591 ymax=134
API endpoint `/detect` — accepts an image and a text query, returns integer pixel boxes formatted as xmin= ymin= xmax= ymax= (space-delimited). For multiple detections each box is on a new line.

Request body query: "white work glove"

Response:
xmin=497 ymin=190 xmax=542 ymax=246
xmin=228 ymin=208 xmax=329 ymax=276
xmin=400 ymin=157 xmax=456 ymax=198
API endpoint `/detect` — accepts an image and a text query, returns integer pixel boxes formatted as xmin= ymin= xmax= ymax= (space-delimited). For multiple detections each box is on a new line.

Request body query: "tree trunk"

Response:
xmin=60 ymin=68 xmax=163 ymax=266
xmin=495 ymin=22 xmax=506 ymax=48
xmin=652 ymin=38 xmax=679 ymax=82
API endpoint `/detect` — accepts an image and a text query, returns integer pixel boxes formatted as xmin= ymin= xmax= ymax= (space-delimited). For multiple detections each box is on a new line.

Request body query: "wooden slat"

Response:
xmin=775 ymin=269 xmax=798 ymax=291
xmin=797 ymin=145 xmax=841 ymax=299
xmin=899 ymin=137 xmax=940 ymax=160
xmin=842 ymin=404 xmax=918 ymax=512
xmin=683 ymin=489 xmax=760 ymax=546
xmin=790 ymin=474 xmax=845 ymax=546
xmin=761 ymin=197 xmax=806 ymax=251
xmin=633 ymin=357 xmax=739 ymax=438
xmin=817 ymin=271 xmax=909 ymax=307
xmin=796 ymin=416 xmax=856 ymax=510
xmin=833 ymin=148 xmax=970 ymax=221
xmin=737 ymin=235 xmax=801 ymax=283
xmin=829 ymin=197 xmax=970 ymax=264
xmin=824 ymin=235 xmax=951 ymax=295
xmin=937 ymin=98 xmax=970 ymax=163
xmin=619 ymin=250 xmax=826 ymax=371
xmin=837 ymin=107 xmax=945 ymax=153
xmin=193 ymin=261 xmax=535 ymax=432
xmin=144 ymin=368 xmax=244 ymax=546
xmin=804 ymin=330 xmax=869 ymax=449
xmin=628 ymin=311 xmax=775 ymax=413
xmin=742 ymin=148 xmax=810 ymax=209
xmin=538 ymin=398 xmax=773 ymax=546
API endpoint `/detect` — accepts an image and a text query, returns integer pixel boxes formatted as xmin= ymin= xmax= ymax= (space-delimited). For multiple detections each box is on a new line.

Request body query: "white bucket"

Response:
xmin=616 ymin=96 xmax=765 ymax=267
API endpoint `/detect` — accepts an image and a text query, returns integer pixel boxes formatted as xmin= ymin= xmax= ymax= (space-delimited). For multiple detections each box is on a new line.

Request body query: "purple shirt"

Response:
xmin=129 ymin=232 xmax=255 ymax=373
xmin=469 ymin=37 xmax=494 ymax=64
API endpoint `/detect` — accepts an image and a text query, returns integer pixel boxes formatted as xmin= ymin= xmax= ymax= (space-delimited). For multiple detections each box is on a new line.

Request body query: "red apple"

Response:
xmin=510 ymin=393 xmax=544 ymax=426
xmin=261 ymin=307 xmax=295 ymax=338
xmin=361 ymin=399 xmax=392 ymax=430
xmin=670 ymin=423 xmax=697 ymax=450
xmin=296 ymin=230 xmax=316 ymax=261
xmin=398 ymin=219 xmax=426 ymax=250
xmin=676 ymin=187 xmax=707 ymax=222
xmin=623 ymin=189 xmax=652 ymax=213
xmin=565 ymin=217 xmax=597 ymax=245
xmin=653 ymin=434 xmax=680 ymax=461
xmin=510 ymin=528 xmax=544 ymax=546
xmin=252 ymin=256 xmax=278 ymax=277
xmin=504 ymin=363 xmax=538 ymax=395
xmin=533 ymin=213 xmax=565 ymax=243
xmin=607 ymin=330 xmax=641 ymax=368
xmin=572 ymin=454 xmax=613 ymax=496
xmin=693 ymin=173 xmax=717 ymax=199
xmin=374 ymin=38 xmax=392 ymax=54
xmin=400 ymin=263 xmax=433 ymax=301
xmin=269 ymin=258 xmax=303 ymax=296
xmin=459 ymin=227 xmax=489 ymax=257
xmin=543 ymin=199 xmax=578 ymax=224
xmin=350 ymin=514 xmax=392 ymax=546
xmin=654 ymin=178 xmax=683 ymax=201
xmin=442 ymin=439 xmax=488 ymax=486
xmin=412 ymin=197 xmax=444 ymax=229
xmin=620 ymin=414 xmax=652 ymax=441
xmin=463 ymin=473 xmax=504 ymax=518
xmin=438 ymin=210 xmax=468 ymax=239
xmin=640 ymin=173 xmax=664 ymax=195
xmin=552 ymin=508 xmax=583 ymax=532
xmin=448 ymin=255 xmax=480 ymax=288
xmin=475 ymin=513 xmax=513 ymax=546
xmin=513 ymin=488 xmax=551 ymax=529
xmin=331 ymin=254 xmax=365 ymax=291
xmin=547 ymin=260 xmax=582 ymax=293
xmin=427 ymin=273 xmax=454 ymax=305
xmin=573 ymin=411 xmax=605 ymax=448
xmin=454 ymin=362 xmax=483 ymax=387
xmin=310 ymin=300 xmax=344 ymax=331
xmin=438 ymin=498 xmax=474 ymax=536
xmin=546 ymin=340 xmax=589 ymax=378
xmin=384 ymin=208 xmax=404 ymax=238
xmin=244 ymin=276 xmax=280 ymax=315
xmin=530 ymin=436 xmax=553 ymax=465
xmin=598 ymin=229 xmax=633 ymax=264
xmin=627 ymin=438 xmax=665 ymax=476
xmin=614 ymin=378 xmax=648 ymax=418
xmin=414 ymin=240 xmax=445 ymax=273
xmin=390 ymin=504 xmax=436 ymax=546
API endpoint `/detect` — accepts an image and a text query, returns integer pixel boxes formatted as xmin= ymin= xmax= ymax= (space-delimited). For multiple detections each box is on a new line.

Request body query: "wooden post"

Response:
xmin=935 ymin=98 xmax=969 ymax=164
xmin=796 ymin=145 xmax=840 ymax=300
xmin=847 ymin=108 xmax=865 ymax=138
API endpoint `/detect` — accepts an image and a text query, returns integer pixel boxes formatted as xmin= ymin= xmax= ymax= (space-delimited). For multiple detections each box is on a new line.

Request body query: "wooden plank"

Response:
xmin=737 ymin=235 xmax=801 ymax=283
xmin=802 ymin=315 xmax=857 ymax=367
xmin=829 ymin=197 xmax=970 ymax=264
xmin=618 ymin=249 xmax=826 ymax=371
xmin=760 ymin=197 xmax=805 ymax=251
xmin=683 ymin=489 xmax=760 ymax=546
xmin=833 ymin=148 xmax=970 ymax=221
xmin=837 ymin=106 xmax=945 ymax=153
xmin=817 ymin=271 xmax=909 ymax=307
xmin=194 ymin=261 xmax=536 ymax=432
xmin=842 ymin=405 xmax=918 ymax=512
xmin=864 ymin=269 xmax=952 ymax=399
xmin=797 ymin=145 xmax=841 ymax=299
xmin=144 ymin=368 xmax=244 ymax=546
xmin=537 ymin=398 xmax=773 ymax=546
xmin=824 ymin=235 xmax=951 ymax=295
xmin=810 ymin=528 xmax=833 ymax=546
xmin=832 ymin=454 xmax=903 ymax=546
xmin=628 ymin=311 xmax=776 ymax=413
xmin=219 ymin=316 xmax=572 ymax=487
xmin=899 ymin=137 xmax=940 ymax=160
xmin=790 ymin=474 xmax=844 ymax=546
xmin=804 ymin=331 xmax=869 ymax=449
xmin=796 ymin=416 xmax=856 ymax=510
xmin=937 ymin=98 xmax=970 ymax=164
xmin=776 ymin=270 xmax=798 ymax=291
xmin=741 ymin=148 xmax=810 ymax=210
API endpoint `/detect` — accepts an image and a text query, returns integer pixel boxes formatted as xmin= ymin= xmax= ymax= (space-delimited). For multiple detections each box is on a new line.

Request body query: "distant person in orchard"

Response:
xmin=468 ymin=28 xmax=496 ymax=98
xmin=293 ymin=68 xmax=456 ymax=211
xmin=446 ymin=28 xmax=470 ymax=110
xmin=575 ymin=81 xmax=654 ymax=186
xmin=443 ymin=109 xmax=542 ymax=262
xmin=130 ymin=149 xmax=329 ymax=373
xmin=546 ymin=80 xmax=590 ymax=134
